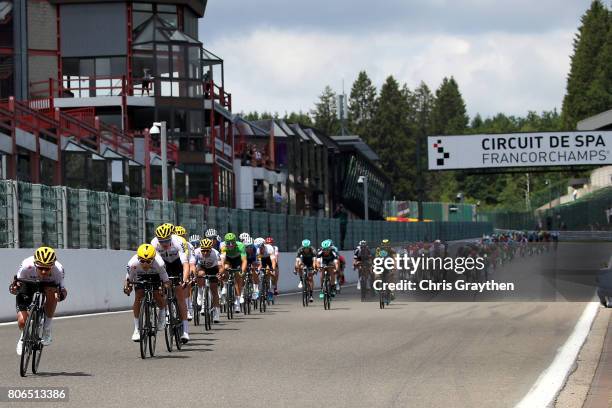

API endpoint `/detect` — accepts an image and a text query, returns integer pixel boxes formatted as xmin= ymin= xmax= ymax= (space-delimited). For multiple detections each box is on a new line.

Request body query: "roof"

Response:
xmin=233 ymin=117 xmax=268 ymax=137
xmin=577 ymin=109 xmax=612 ymax=131
xmin=331 ymin=135 xmax=380 ymax=162
xmin=251 ymin=119 xmax=289 ymax=138
xmin=289 ymin=124 xmax=310 ymax=141
xmin=133 ymin=15 xmax=201 ymax=46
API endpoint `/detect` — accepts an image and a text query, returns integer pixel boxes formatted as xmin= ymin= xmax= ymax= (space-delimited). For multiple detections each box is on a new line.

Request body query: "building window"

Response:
xmin=0 ymin=1 xmax=13 ymax=48
xmin=62 ymin=56 xmax=126 ymax=97
xmin=0 ymin=55 xmax=14 ymax=99
xmin=133 ymin=3 xmax=178 ymax=30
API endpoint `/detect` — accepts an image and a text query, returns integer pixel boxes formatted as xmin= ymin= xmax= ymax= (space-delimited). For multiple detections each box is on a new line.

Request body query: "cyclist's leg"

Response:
xmin=15 ymin=284 xmax=34 ymax=330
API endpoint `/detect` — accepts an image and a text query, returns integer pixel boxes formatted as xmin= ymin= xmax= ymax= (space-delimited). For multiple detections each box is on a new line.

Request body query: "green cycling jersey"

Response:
xmin=222 ymin=241 xmax=247 ymax=258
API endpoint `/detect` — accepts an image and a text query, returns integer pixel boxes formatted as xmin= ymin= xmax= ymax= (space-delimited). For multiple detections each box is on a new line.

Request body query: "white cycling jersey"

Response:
xmin=186 ymin=241 xmax=196 ymax=265
xmin=257 ymin=244 xmax=276 ymax=260
xmin=125 ymin=254 xmax=169 ymax=282
xmin=151 ymin=235 xmax=188 ymax=264
xmin=17 ymin=256 xmax=65 ymax=287
xmin=273 ymin=245 xmax=279 ymax=258
xmin=194 ymin=247 xmax=220 ymax=269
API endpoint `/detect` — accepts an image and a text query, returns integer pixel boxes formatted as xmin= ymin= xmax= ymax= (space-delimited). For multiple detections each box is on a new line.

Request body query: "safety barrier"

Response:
xmin=0 ymin=248 xmax=359 ymax=322
xmin=0 ymin=180 xmax=493 ymax=251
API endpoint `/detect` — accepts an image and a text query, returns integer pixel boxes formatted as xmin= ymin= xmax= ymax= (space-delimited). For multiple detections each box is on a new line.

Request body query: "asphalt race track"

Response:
xmin=0 ymin=244 xmax=608 ymax=408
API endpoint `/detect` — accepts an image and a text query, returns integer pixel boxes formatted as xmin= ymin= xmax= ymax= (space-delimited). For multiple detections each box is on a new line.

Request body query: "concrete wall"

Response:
xmin=0 ymin=249 xmax=356 ymax=322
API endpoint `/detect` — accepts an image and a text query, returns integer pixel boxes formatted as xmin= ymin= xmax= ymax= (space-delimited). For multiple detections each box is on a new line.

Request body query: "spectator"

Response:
xmin=334 ymin=203 xmax=348 ymax=250
xmin=141 ymin=68 xmax=152 ymax=96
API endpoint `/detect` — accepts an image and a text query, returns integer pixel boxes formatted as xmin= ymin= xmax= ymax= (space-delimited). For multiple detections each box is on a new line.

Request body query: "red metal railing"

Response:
xmin=99 ymin=121 xmax=135 ymax=157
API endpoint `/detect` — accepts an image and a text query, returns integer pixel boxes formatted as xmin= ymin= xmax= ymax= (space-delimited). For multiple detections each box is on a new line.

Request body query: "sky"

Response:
xmin=199 ymin=1 xmax=592 ymax=120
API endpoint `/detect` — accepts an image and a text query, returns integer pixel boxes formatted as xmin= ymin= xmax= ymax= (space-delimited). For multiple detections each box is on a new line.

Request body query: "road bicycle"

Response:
xmin=16 ymin=279 xmax=58 ymax=376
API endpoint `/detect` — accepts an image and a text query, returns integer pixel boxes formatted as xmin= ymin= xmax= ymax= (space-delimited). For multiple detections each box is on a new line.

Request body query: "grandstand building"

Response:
xmin=0 ymin=0 xmax=234 ymax=205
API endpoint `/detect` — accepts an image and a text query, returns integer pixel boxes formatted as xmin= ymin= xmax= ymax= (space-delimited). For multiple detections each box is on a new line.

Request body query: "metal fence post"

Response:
xmin=61 ymin=187 xmax=68 ymax=249
xmin=104 ymin=193 xmax=111 ymax=249
xmin=11 ymin=180 xmax=19 ymax=248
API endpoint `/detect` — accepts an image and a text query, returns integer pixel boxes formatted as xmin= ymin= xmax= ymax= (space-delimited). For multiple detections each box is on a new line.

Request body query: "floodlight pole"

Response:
xmin=160 ymin=121 xmax=168 ymax=202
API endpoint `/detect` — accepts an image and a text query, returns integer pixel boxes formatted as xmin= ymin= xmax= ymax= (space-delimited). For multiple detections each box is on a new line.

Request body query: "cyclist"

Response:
xmin=266 ymin=237 xmax=280 ymax=295
xmin=189 ymin=234 xmax=201 ymax=249
xmin=239 ymin=232 xmax=251 ymax=243
xmin=243 ymin=236 xmax=260 ymax=301
xmin=123 ymin=244 xmax=170 ymax=342
xmin=151 ymin=224 xmax=191 ymax=343
xmin=375 ymin=239 xmax=397 ymax=303
xmin=337 ymin=254 xmax=346 ymax=290
xmin=219 ymin=233 xmax=247 ymax=313
xmin=255 ymin=237 xmax=277 ymax=301
xmin=354 ymin=240 xmax=372 ymax=291
xmin=9 ymin=247 xmax=67 ymax=355
xmin=295 ymin=239 xmax=316 ymax=302
xmin=205 ymin=228 xmax=222 ymax=251
xmin=316 ymin=239 xmax=339 ymax=299
xmin=174 ymin=225 xmax=197 ymax=321
xmin=194 ymin=238 xmax=222 ymax=323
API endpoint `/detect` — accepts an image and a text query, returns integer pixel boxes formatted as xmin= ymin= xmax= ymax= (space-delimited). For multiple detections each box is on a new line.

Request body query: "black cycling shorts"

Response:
xmin=225 ymin=256 xmax=242 ymax=270
xmin=202 ymin=266 xmax=219 ymax=283
xmin=165 ymin=258 xmax=184 ymax=278
xmin=261 ymin=257 xmax=273 ymax=270
xmin=15 ymin=282 xmax=55 ymax=312
xmin=300 ymin=257 xmax=314 ymax=268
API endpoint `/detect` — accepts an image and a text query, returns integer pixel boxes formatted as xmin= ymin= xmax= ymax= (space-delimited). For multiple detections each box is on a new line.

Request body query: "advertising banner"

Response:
xmin=428 ymin=131 xmax=612 ymax=170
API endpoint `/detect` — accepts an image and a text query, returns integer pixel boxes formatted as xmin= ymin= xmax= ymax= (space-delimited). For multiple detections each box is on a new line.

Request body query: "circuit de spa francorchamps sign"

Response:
xmin=428 ymin=131 xmax=612 ymax=170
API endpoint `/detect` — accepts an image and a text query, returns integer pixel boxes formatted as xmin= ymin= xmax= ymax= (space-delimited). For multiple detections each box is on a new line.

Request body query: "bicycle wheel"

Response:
xmin=20 ymin=309 xmax=36 ymax=377
xmin=173 ymin=298 xmax=182 ymax=350
xmin=245 ymin=283 xmax=252 ymax=315
xmin=260 ymin=276 xmax=267 ymax=313
xmin=139 ymin=298 xmax=148 ymax=359
xmin=302 ymin=283 xmax=308 ymax=307
xmin=148 ymin=303 xmax=157 ymax=357
xmin=324 ymin=279 xmax=331 ymax=310
xmin=32 ymin=314 xmax=45 ymax=374
xmin=226 ymin=283 xmax=234 ymax=320
xmin=164 ymin=297 xmax=174 ymax=352
xmin=192 ymin=287 xmax=200 ymax=326
xmin=205 ymin=289 xmax=212 ymax=331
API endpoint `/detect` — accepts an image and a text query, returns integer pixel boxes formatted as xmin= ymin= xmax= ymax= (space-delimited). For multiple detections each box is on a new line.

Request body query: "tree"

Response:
xmin=348 ymin=71 xmax=377 ymax=142
xmin=312 ymin=86 xmax=340 ymax=136
xmin=587 ymin=13 xmax=612 ymax=117
xmin=283 ymin=111 xmax=313 ymax=127
xmin=431 ymin=76 xmax=469 ymax=135
xmin=370 ymin=76 xmax=415 ymax=199
xmin=428 ymin=77 xmax=469 ymax=201
xmin=407 ymin=82 xmax=435 ymax=202
xmin=561 ymin=0 xmax=610 ymax=129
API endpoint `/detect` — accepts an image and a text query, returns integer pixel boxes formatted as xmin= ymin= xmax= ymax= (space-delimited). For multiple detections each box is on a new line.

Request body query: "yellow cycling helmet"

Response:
xmin=34 ymin=246 xmax=56 ymax=267
xmin=174 ymin=226 xmax=187 ymax=237
xmin=155 ymin=224 xmax=173 ymax=240
xmin=137 ymin=244 xmax=156 ymax=261
xmin=200 ymin=238 xmax=213 ymax=250
xmin=162 ymin=222 xmax=175 ymax=233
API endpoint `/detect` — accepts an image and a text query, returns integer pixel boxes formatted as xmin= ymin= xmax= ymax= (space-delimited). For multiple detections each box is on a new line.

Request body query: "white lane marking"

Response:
xmin=0 ymin=310 xmax=132 ymax=327
xmin=514 ymin=301 xmax=600 ymax=408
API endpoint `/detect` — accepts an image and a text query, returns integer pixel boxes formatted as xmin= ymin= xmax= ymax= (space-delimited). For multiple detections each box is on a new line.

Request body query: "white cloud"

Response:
xmin=209 ymin=28 xmax=574 ymax=119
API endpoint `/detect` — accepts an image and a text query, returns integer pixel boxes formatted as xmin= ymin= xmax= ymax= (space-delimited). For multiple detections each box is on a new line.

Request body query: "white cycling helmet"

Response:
xmin=239 ymin=232 xmax=250 ymax=242
xmin=205 ymin=228 xmax=218 ymax=238
xmin=243 ymin=236 xmax=254 ymax=246
xmin=254 ymin=237 xmax=265 ymax=247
